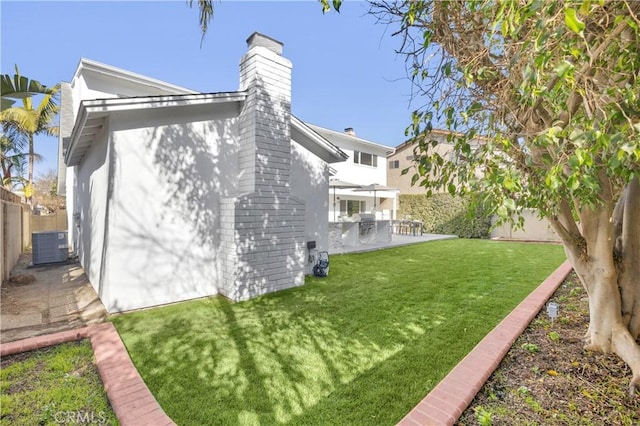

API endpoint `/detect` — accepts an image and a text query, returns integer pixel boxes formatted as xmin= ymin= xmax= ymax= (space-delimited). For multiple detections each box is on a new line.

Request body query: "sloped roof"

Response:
xmin=72 ymin=58 xmax=197 ymax=95
xmin=65 ymin=92 xmax=347 ymax=167
xmin=65 ymin=91 xmax=246 ymax=166
xmin=305 ymin=123 xmax=394 ymax=155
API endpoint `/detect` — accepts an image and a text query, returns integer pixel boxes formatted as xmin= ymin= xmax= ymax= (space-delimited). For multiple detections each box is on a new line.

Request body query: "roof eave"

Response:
xmin=291 ymin=117 xmax=348 ymax=163
xmin=64 ymin=92 xmax=247 ymax=167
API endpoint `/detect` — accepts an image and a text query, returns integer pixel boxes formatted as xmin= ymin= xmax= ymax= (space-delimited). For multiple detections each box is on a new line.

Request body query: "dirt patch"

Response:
xmin=3 ymin=274 xmax=37 ymax=287
xmin=457 ymin=273 xmax=640 ymax=425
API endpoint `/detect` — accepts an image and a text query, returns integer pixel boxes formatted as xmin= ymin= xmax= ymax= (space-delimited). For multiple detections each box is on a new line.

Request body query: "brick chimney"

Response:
xmin=220 ymin=33 xmax=305 ymax=301
xmin=237 ymin=32 xmax=292 ymax=194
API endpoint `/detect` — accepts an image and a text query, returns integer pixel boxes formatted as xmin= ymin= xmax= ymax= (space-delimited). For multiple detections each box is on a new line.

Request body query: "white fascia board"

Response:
xmin=306 ymin=123 xmax=394 ymax=155
xmin=72 ymin=58 xmax=197 ymax=94
xmin=291 ymin=116 xmax=348 ymax=163
xmin=65 ymin=92 xmax=247 ymax=166
xmin=78 ymin=91 xmax=246 ymax=113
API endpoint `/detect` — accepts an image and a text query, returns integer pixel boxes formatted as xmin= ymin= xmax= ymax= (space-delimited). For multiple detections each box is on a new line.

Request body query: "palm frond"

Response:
xmin=0 ymin=107 xmax=38 ymax=132
xmin=1 ymin=65 xmax=57 ymax=111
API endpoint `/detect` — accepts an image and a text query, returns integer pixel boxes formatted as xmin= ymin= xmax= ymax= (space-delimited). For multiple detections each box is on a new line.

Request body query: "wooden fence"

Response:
xmin=1 ymin=188 xmax=30 ymax=282
xmin=31 ymin=213 xmax=68 ymax=234
xmin=1 ymin=187 xmax=69 ymax=282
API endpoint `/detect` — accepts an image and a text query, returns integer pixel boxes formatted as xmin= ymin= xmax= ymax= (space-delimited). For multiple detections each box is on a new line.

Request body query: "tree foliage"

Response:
xmin=0 ymin=67 xmax=59 ymax=202
xmin=370 ymin=0 xmax=640 ymax=396
xmin=1 ymin=65 xmax=57 ymax=111
xmin=190 ymin=0 xmax=343 ymax=41
xmin=33 ymin=169 xmax=65 ymax=212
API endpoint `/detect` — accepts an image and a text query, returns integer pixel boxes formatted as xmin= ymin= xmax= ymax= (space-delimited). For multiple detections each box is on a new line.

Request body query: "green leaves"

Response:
xmin=319 ymin=0 xmax=341 ymax=13
xmin=564 ymin=8 xmax=585 ymax=34
xmin=1 ymin=66 xmax=56 ymax=111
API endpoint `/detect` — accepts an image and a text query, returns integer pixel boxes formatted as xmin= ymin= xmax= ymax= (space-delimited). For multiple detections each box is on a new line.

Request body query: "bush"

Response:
xmin=398 ymin=193 xmax=491 ymax=238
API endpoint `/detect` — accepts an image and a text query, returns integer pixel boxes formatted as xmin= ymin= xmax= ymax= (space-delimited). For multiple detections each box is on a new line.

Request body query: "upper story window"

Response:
xmin=389 ymin=160 xmax=400 ymax=169
xmin=353 ymin=151 xmax=378 ymax=167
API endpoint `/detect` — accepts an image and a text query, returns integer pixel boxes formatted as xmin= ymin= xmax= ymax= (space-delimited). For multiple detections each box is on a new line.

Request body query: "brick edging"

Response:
xmin=0 ymin=323 xmax=175 ymax=426
xmin=398 ymin=260 xmax=573 ymax=426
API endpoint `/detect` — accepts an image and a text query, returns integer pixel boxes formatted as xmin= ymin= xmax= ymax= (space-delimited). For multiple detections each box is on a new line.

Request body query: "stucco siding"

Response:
xmin=74 ymin=123 xmax=111 ymax=305
xmin=327 ymin=140 xmax=388 ymax=185
xmin=387 ymin=137 xmax=454 ymax=195
xmin=291 ymin=140 xmax=330 ymax=274
xmin=103 ymin=113 xmax=240 ymax=312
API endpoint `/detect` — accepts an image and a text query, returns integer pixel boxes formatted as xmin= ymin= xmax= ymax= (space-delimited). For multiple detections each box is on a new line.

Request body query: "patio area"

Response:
xmin=329 ymin=232 xmax=457 ymax=255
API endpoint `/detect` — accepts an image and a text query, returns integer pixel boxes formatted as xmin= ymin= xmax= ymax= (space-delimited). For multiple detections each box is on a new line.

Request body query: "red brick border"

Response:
xmin=398 ymin=260 xmax=573 ymax=426
xmin=0 ymin=323 xmax=175 ymax=426
xmin=1 ymin=261 xmax=573 ymax=426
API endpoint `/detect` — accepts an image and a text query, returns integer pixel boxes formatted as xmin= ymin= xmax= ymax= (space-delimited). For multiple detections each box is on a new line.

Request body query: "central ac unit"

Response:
xmin=32 ymin=231 xmax=68 ymax=265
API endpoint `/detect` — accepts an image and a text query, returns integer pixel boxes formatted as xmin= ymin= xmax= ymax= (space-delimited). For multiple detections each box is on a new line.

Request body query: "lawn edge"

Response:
xmin=397 ymin=260 xmax=573 ymax=426
xmin=0 ymin=322 xmax=175 ymax=426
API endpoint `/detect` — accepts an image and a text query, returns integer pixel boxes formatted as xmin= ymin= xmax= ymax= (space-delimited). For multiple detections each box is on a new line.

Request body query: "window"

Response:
xmin=389 ymin=160 xmax=400 ymax=169
xmin=353 ymin=150 xmax=378 ymax=167
xmin=340 ymin=200 xmax=367 ymax=216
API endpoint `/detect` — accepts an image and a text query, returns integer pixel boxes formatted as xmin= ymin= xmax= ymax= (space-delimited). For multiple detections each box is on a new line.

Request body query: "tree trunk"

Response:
xmin=28 ymin=133 xmax=33 ymax=206
xmin=558 ymin=200 xmax=640 ymax=397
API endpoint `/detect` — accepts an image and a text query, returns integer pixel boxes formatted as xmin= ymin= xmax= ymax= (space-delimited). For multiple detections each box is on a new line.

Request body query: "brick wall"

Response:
xmin=220 ymin=33 xmax=306 ymax=301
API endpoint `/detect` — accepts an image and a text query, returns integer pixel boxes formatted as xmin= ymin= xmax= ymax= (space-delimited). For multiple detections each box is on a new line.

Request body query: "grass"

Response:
xmin=112 ymin=239 xmax=565 ymax=425
xmin=0 ymin=340 xmax=118 ymax=425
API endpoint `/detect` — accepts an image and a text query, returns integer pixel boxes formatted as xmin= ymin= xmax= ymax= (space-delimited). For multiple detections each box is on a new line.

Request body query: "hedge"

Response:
xmin=398 ymin=193 xmax=491 ymax=238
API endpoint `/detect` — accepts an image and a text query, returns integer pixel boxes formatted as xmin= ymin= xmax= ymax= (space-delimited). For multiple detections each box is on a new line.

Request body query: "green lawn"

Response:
xmin=0 ymin=340 xmax=118 ymax=426
xmin=112 ymin=239 xmax=565 ymax=425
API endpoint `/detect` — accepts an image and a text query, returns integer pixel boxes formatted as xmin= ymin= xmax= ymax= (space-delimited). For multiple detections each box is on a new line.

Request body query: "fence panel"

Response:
xmin=1 ymin=200 xmax=28 ymax=282
xmin=490 ymin=209 xmax=560 ymax=242
xmin=30 ymin=212 xmax=68 ymax=234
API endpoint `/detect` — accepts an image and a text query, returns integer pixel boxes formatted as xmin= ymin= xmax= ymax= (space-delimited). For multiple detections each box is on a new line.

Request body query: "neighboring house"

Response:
xmin=387 ymin=129 xmax=485 ymax=195
xmin=307 ymin=125 xmax=397 ymax=220
xmin=57 ymin=33 xmax=348 ymax=312
xmin=388 ymin=130 xmax=560 ymax=241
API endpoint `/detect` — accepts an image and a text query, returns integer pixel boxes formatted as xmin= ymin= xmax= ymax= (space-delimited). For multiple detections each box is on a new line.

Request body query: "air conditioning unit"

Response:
xmin=32 ymin=231 xmax=69 ymax=265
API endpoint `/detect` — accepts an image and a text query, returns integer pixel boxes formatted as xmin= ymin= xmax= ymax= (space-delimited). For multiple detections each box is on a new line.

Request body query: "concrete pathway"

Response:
xmin=0 ymin=253 xmax=107 ymax=343
xmin=329 ymin=233 xmax=457 ymax=255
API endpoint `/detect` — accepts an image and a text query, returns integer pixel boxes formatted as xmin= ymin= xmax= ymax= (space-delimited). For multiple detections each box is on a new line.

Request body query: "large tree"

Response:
xmin=192 ymin=0 xmax=640 ymax=396
xmin=367 ymin=0 xmax=640 ymax=396
xmin=0 ymin=67 xmax=59 ymax=203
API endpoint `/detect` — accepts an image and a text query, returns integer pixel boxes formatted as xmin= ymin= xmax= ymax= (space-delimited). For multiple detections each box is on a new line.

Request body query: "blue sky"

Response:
xmin=1 ymin=1 xmax=416 ymax=179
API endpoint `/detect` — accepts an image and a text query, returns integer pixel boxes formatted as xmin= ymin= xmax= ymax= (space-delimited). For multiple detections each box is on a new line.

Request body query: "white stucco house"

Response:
xmin=57 ymin=33 xmax=349 ymax=312
xmin=306 ymin=125 xmax=397 ymax=221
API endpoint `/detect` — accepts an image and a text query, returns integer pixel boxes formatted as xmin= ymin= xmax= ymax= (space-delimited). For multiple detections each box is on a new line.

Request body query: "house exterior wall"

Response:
xmin=99 ymin=106 xmax=239 ymax=312
xmin=307 ymin=125 xmax=396 ymax=220
xmin=324 ymin=138 xmax=388 ymax=186
xmin=63 ymin=35 xmax=342 ymax=312
xmin=291 ymin=141 xmax=330 ymax=274
xmin=387 ymin=131 xmax=486 ymax=195
xmin=387 ymin=132 xmax=455 ymax=195
xmin=73 ymin=122 xmax=111 ymax=303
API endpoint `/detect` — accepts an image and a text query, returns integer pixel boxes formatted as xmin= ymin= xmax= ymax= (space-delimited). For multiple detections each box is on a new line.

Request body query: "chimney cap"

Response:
xmin=344 ymin=127 xmax=355 ymax=136
xmin=246 ymin=32 xmax=283 ymax=56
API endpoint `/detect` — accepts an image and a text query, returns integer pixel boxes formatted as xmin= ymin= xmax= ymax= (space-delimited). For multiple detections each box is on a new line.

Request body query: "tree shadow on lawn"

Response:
xmin=112 ymin=241 xmax=565 ymax=425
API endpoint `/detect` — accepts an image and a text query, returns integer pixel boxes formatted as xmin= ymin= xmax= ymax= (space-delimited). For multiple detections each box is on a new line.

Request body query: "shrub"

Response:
xmin=398 ymin=193 xmax=491 ymax=238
